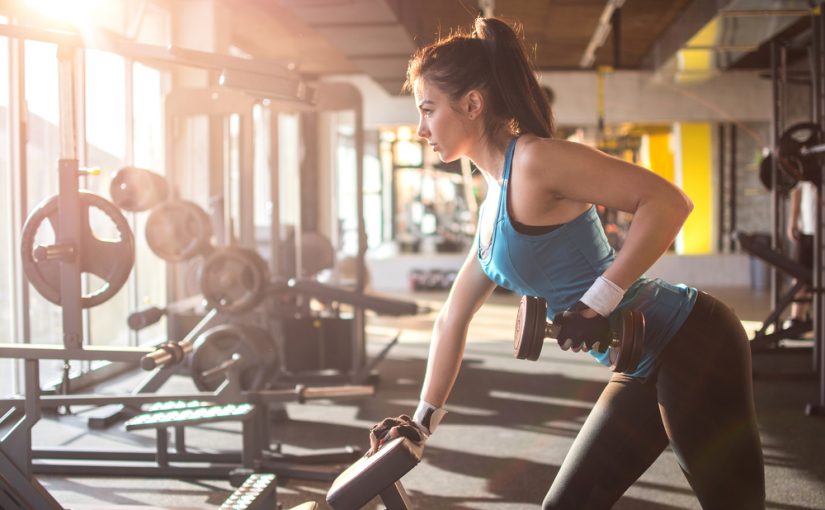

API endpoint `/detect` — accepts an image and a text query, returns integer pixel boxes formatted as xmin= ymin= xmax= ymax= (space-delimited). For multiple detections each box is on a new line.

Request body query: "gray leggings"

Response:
xmin=543 ymin=292 xmax=765 ymax=509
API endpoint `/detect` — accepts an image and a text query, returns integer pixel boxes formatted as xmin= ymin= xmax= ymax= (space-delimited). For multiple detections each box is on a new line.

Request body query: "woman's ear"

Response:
xmin=465 ymin=90 xmax=484 ymax=120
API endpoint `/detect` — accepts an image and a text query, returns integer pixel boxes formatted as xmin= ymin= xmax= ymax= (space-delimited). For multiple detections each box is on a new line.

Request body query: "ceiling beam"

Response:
xmin=639 ymin=0 xmax=723 ymax=70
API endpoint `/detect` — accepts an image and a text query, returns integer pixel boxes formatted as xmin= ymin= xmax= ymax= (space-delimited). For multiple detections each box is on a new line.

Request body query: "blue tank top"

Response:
xmin=477 ymin=137 xmax=698 ymax=377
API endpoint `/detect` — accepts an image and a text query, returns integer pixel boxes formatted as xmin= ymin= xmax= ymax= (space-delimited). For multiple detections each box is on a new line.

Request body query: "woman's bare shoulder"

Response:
xmin=513 ymin=135 xmax=571 ymax=183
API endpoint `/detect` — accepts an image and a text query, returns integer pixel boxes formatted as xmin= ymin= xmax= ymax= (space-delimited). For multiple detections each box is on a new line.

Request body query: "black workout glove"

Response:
xmin=367 ymin=415 xmax=428 ymax=457
xmin=553 ymin=301 xmax=612 ymax=353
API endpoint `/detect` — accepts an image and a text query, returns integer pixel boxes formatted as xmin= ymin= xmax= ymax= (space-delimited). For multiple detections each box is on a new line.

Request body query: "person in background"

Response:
xmin=785 ymin=180 xmax=817 ymax=330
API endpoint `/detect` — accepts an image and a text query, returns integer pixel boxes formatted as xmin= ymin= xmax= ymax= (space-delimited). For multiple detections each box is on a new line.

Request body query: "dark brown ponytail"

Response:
xmin=405 ymin=17 xmax=554 ymax=138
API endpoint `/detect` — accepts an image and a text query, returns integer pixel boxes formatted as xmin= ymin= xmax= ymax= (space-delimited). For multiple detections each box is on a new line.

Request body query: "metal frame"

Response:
xmin=764 ymin=10 xmax=825 ymax=413
xmin=0 ymin=13 xmax=326 ymax=509
xmin=267 ymin=82 xmax=378 ymax=385
xmin=807 ymin=8 xmax=825 ymax=416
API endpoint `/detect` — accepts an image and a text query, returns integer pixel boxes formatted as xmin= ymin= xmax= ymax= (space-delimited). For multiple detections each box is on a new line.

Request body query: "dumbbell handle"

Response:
xmin=543 ymin=321 xmax=621 ymax=351
xmin=128 ymin=306 xmax=166 ymax=331
xmin=140 ymin=308 xmax=219 ymax=370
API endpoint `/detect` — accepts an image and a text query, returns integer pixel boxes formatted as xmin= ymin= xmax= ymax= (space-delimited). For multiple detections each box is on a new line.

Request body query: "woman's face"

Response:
xmin=414 ymin=78 xmax=475 ymax=163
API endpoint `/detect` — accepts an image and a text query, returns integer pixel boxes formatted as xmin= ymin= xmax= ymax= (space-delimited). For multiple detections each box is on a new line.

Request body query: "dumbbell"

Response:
xmin=514 ymin=296 xmax=645 ymax=373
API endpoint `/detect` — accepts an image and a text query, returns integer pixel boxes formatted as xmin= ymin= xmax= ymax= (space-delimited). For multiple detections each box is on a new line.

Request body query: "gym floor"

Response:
xmin=38 ymin=288 xmax=825 ymax=509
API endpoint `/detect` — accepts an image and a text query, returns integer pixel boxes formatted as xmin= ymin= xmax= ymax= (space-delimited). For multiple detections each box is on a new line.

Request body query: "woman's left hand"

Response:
xmin=367 ymin=415 xmax=429 ymax=456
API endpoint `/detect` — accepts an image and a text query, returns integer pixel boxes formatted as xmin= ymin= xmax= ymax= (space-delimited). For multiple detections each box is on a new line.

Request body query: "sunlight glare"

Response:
xmin=25 ymin=0 xmax=104 ymax=29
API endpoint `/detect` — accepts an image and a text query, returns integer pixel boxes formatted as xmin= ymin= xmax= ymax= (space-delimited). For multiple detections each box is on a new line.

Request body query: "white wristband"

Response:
xmin=579 ymin=275 xmax=625 ymax=317
xmin=413 ymin=400 xmax=447 ymax=435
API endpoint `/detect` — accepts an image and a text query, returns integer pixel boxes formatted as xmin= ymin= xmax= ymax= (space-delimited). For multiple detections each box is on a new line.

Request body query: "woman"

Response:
xmin=369 ymin=17 xmax=765 ymax=509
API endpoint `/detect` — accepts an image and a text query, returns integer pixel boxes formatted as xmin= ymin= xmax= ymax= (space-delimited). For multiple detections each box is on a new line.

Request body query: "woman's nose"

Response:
xmin=417 ymin=122 xmax=428 ymax=139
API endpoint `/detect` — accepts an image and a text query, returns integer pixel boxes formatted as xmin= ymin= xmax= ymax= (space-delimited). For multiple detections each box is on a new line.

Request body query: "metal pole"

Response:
xmin=9 ymin=26 xmax=30 ymax=394
xmin=56 ymin=45 xmax=83 ymax=350
xmin=269 ymin=107 xmax=282 ymax=277
xmin=770 ymin=40 xmax=786 ymax=329
xmin=354 ymin=99 xmax=366 ymax=382
xmin=125 ymin=58 xmax=139 ymax=347
xmin=240 ymin=111 xmax=255 ymax=247
xmin=730 ymin=123 xmax=737 ymax=252
xmin=717 ymin=124 xmax=726 ymax=253
xmin=808 ymin=7 xmax=825 ymax=415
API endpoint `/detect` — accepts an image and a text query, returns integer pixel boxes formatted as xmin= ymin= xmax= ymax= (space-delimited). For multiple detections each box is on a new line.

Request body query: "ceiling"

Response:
xmin=224 ymin=0 xmax=816 ymax=95
xmin=0 ymin=0 xmax=814 ymax=95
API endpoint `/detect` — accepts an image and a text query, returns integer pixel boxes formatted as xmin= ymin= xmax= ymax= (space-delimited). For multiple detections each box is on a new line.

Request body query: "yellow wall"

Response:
xmin=677 ymin=123 xmax=713 ymax=254
xmin=645 ymin=132 xmax=675 ymax=182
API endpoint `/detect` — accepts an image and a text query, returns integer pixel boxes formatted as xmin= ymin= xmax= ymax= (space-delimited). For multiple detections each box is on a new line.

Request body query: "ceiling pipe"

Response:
xmin=479 ymin=0 xmax=494 ymax=18
xmin=580 ymin=0 xmax=626 ymax=68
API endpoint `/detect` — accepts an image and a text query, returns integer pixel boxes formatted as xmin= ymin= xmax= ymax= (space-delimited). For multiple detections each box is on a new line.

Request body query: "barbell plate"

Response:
xmin=758 ymin=153 xmax=797 ymax=194
xmin=109 ymin=166 xmax=169 ymax=213
xmin=200 ymin=246 xmax=269 ymax=314
xmin=145 ymin=200 xmax=213 ymax=262
xmin=190 ymin=324 xmax=276 ymax=392
xmin=20 ymin=191 xmax=135 ymax=308
xmin=777 ymin=122 xmax=824 ymax=186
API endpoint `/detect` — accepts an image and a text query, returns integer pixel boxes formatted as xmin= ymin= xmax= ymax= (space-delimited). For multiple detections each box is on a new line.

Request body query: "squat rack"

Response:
xmin=0 ymin=18 xmax=318 ymax=509
xmin=767 ymin=8 xmax=825 ymax=416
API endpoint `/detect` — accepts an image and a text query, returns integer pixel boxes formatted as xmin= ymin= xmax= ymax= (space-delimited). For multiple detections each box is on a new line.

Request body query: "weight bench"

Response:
xmin=219 ymin=472 xmax=277 ymax=510
xmin=124 ymin=401 xmax=263 ymax=471
xmin=326 ymin=437 xmax=422 ymax=510
xmin=734 ymin=231 xmax=814 ymax=349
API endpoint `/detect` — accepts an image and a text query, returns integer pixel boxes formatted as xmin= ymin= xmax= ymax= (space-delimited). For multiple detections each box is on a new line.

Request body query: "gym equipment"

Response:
xmin=735 ymin=231 xmax=814 ymax=350
xmin=759 ymin=153 xmax=798 ymax=193
xmin=281 ymin=229 xmax=337 ymax=278
xmin=219 ymin=473 xmax=277 ymax=510
xmin=326 ymin=437 xmax=421 ymax=510
xmin=109 ymin=166 xmax=169 ymax=212
xmin=200 ymin=246 xmax=270 ymax=314
xmin=0 ymin=338 xmax=371 ymax=483
xmin=20 ymin=191 xmax=135 ymax=308
xmin=190 ymin=323 xmax=277 ymax=391
xmin=282 ymin=317 xmax=353 ymax=374
xmin=128 ymin=305 xmax=167 ymax=330
xmin=777 ymin=122 xmax=824 ymax=186
xmin=759 ymin=123 xmax=825 ymax=193
xmin=127 ymin=295 xmax=207 ymax=332
xmin=288 ymin=279 xmax=426 ymax=317
xmin=514 ymin=295 xmax=645 ymax=373
xmin=408 ymin=268 xmax=457 ymax=291
xmin=145 ymin=199 xmax=213 ymax=262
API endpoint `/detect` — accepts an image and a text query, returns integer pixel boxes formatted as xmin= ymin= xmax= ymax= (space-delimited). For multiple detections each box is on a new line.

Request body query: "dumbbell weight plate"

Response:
xmin=608 ymin=309 xmax=634 ymax=372
xmin=514 ymin=295 xmax=547 ymax=361
xmin=145 ymin=200 xmax=213 ymax=262
xmin=109 ymin=166 xmax=169 ymax=213
xmin=607 ymin=310 xmax=645 ymax=373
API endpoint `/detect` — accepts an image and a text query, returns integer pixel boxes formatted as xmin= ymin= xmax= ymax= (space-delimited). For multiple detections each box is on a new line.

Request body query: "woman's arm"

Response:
xmin=788 ymin=185 xmax=801 ymax=241
xmin=518 ymin=137 xmax=693 ymax=290
xmin=420 ymin=246 xmax=497 ymax=407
